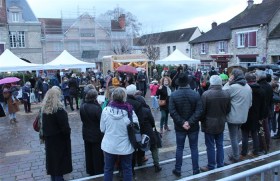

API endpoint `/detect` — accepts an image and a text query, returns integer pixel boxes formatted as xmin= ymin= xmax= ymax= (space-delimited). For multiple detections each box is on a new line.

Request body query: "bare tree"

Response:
xmin=139 ymin=33 xmax=161 ymax=65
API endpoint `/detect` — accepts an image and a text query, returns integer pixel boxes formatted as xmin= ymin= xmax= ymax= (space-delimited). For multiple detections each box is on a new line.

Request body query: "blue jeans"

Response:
xmin=160 ymin=110 xmax=169 ymax=129
xmin=205 ymin=132 xmax=224 ymax=169
xmin=151 ymin=96 xmax=159 ymax=110
xmin=175 ymin=131 xmax=199 ymax=174
xmin=228 ymin=123 xmax=241 ymax=160
xmin=104 ymin=152 xmax=133 ymax=181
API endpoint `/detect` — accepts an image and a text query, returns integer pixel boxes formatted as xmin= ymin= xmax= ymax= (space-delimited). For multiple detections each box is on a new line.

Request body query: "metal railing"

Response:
xmin=217 ymin=161 xmax=280 ymax=181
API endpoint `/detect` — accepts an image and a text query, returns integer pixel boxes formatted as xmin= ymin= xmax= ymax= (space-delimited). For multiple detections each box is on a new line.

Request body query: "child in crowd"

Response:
xmin=150 ymin=79 xmax=159 ymax=111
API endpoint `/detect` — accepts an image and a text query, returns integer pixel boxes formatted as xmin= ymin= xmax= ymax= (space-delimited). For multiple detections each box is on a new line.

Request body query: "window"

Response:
xmin=0 ymin=0 xmax=2 ymax=7
xmin=200 ymin=43 xmax=206 ymax=54
xmin=236 ymin=31 xmax=257 ymax=48
xmin=237 ymin=33 xmax=245 ymax=48
xmin=167 ymin=46 xmax=170 ymax=55
xmin=12 ymin=12 xmax=19 ymax=22
xmin=18 ymin=31 xmax=25 ymax=47
xmin=218 ymin=41 xmax=225 ymax=53
xmin=9 ymin=32 xmax=17 ymax=48
xmin=173 ymin=46 xmax=176 ymax=51
xmin=9 ymin=31 xmax=25 ymax=48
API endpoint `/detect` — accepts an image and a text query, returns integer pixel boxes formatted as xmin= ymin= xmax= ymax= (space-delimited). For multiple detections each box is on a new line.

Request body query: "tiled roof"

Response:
xmin=135 ymin=27 xmax=197 ymax=46
xmin=231 ymin=0 xmax=280 ymax=29
xmin=190 ymin=0 xmax=280 ymax=44
xmin=190 ymin=23 xmax=232 ymax=44
xmin=38 ymin=18 xmax=62 ymax=34
xmin=6 ymin=0 xmax=37 ymax=22
xmin=269 ymin=23 xmax=280 ymax=39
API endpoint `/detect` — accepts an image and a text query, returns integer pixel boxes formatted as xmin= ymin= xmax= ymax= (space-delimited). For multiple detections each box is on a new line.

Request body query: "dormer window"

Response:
xmin=12 ymin=12 xmax=19 ymax=22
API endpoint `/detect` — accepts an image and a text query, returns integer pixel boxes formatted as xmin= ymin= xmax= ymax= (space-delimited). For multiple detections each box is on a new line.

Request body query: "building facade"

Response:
xmin=6 ymin=0 xmax=42 ymax=64
xmin=134 ymin=27 xmax=201 ymax=61
xmin=191 ymin=0 xmax=280 ymax=71
xmin=0 ymin=0 xmax=8 ymax=55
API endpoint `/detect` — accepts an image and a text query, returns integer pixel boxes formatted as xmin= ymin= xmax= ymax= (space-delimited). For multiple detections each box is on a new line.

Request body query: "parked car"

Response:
xmin=248 ymin=64 xmax=280 ymax=76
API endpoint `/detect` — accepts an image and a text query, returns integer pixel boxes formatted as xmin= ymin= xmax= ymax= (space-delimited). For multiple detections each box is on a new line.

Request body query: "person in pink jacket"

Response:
xmin=150 ymin=80 xmax=159 ymax=110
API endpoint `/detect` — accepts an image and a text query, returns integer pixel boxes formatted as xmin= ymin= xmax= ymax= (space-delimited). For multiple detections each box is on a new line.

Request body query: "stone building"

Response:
xmin=5 ymin=0 xmax=42 ymax=64
xmin=0 ymin=0 xmax=8 ymax=55
xmin=190 ymin=0 xmax=280 ymax=71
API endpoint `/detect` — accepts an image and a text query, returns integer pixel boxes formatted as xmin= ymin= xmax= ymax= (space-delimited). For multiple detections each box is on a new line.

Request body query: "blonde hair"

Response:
xmin=160 ymin=76 xmax=172 ymax=86
xmin=42 ymin=86 xmax=64 ymax=114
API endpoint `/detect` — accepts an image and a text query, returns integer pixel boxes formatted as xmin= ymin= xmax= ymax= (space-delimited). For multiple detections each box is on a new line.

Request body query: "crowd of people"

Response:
xmin=0 ymin=64 xmax=279 ymax=181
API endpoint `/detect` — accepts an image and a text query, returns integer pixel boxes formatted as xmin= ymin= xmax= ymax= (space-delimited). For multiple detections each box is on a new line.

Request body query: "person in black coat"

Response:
xmin=80 ymin=89 xmax=104 ymax=176
xmin=135 ymin=95 xmax=162 ymax=172
xmin=126 ymin=85 xmax=145 ymax=168
xmin=68 ymin=74 xmax=80 ymax=110
xmin=256 ymin=70 xmax=273 ymax=152
xmin=156 ymin=76 xmax=172 ymax=133
xmin=41 ymin=87 xmax=72 ymax=180
xmin=241 ymin=73 xmax=266 ymax=157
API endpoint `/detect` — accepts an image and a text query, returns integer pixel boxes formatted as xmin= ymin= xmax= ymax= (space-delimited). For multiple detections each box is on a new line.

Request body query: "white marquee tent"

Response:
xmin=156 ymin=49 xmax=200 ymax=65
xmin=43 ymin=50 xmax=96 ymax=70
xmin=0 ymin=49 xmax=42 ymax=72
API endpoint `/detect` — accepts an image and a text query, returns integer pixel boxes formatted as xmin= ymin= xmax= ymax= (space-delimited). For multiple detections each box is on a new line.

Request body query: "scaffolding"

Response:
xmin=41 ymin=8 xmax=133 ymax=70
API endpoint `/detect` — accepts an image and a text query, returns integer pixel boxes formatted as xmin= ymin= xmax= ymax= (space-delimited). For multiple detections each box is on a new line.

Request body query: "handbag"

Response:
xmin=33 ymin=110 xmax=41 ymax=132
xmin=158 ymin=99 xmax=166 ymax=106
xmin=127 ymin=115 xmax=142 ymax=150
xmin=0 ymin=104 xmax=6 ymax=117
xmin=154 ymin=127 xmax=162 ymax=148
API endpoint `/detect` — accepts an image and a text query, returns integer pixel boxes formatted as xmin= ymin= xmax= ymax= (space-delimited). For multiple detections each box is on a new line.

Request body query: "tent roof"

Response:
xmin=0 ymin=49 xmax=42 ymax=72
xmin=43 ymin=50 xmax=96 ymax=69
xmin=156 ymin=49 xmax=200 ymax=65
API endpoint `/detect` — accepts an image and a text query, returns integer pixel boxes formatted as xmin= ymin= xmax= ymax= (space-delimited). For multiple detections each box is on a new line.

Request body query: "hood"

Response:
xmin=106 ymin=106 xmax=128 ymax=120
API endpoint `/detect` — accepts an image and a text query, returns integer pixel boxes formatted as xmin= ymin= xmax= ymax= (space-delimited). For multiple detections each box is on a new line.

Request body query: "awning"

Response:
xmin=236 ymin=54 xmax=258 ymax=58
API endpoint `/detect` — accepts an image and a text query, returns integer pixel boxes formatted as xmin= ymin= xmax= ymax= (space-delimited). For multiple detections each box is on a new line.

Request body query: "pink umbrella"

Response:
xmin=116 ymin=65 xmax=138 ymax=74
xmin=0 ymin=77 xmax=20 ymax=85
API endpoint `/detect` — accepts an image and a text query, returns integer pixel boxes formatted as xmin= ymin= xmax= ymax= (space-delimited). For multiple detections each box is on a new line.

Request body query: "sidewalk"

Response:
xmin=0 ymin=99 xmax=279 ymax=180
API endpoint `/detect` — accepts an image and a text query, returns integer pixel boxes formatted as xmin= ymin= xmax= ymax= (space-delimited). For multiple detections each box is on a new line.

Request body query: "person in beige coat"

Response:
xmin=3 ymin=87 xmax=19 ymax=124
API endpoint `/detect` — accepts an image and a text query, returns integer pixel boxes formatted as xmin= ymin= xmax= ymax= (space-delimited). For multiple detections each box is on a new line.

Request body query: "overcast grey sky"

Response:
xmin=27 ymin=0 xmax=263 ymax=34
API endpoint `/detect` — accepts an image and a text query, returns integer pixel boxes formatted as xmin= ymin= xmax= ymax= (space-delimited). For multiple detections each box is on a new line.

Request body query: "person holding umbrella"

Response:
xmin=2 ymin=85 xmax=20 ymax=124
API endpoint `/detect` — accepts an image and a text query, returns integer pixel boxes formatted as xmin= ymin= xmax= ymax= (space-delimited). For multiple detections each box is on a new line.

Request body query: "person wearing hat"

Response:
xmin=223 ymin=68 xmax=252 ymax=163
xmin=199 ymin=75 xmax=231 ymax=172
xmin=169 ymin=73 xmax=203 ymax=176
xmin=240 ymin=72 xmax=266 ymax=158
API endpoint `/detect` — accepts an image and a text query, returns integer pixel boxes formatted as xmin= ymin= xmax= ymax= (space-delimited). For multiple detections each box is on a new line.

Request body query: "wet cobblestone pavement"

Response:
xmin=0 ymin=94 xmax=280 ymax=181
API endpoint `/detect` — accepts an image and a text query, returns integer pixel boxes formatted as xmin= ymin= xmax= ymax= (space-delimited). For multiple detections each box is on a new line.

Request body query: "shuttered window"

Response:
xmin=236 ymin=31 xmax=257 ymax=48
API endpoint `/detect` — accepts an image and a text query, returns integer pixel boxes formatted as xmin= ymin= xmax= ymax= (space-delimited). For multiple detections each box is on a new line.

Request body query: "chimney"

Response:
xmin=212 ymin=22 xmax=218 ymax=29
xmin=247 ymin=0 xmax=254 ymax=8
xmin=118 ymin=14 xmax=126 ymax=29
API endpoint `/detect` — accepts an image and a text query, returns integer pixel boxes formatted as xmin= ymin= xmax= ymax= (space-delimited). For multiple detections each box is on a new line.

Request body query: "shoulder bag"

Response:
xmin=127 ymin=115 xmax=142 ymax=150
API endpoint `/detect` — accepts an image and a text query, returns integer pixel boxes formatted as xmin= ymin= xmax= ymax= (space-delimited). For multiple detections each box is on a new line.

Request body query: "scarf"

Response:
xmin=165 ymin=85 xmax=171 ymax=96
xmin=108 ymin=101 xmax=133 ymax=120
xmin=229 ymin=75 xmax=246 ymax=86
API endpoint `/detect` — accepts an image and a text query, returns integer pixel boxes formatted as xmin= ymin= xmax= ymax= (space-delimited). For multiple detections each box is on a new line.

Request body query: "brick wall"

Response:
xmin=0 ymin=0 xmax=7 ymax=24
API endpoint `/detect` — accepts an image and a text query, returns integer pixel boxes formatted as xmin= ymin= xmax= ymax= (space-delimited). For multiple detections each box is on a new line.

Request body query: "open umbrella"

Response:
xmin=0 ymin=77 xmax=20 ymax=85
xmin=117 ymin=65 xmax=138 ymax=74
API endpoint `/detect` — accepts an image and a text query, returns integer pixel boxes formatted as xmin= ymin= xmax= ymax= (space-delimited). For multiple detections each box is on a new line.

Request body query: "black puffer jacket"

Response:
xmin=135 ymin=96 xmax=157 ymax=145
xmin=241 ymin=83 xmax=266 ymax=131
xmin=169 ymin=86 xmax=203 ymax=132
xmin=201 ymin=85 xmax=231 ymax=134
xmin=127 ymin=95 xmax=143 ymax=122
xmin=80 ymin=100 xmax=103 ymax=143
xmin=258 ymin=79 xmax=273 ymax=118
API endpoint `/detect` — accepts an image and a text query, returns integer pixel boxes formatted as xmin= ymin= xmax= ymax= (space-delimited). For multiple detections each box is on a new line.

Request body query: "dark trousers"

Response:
xmin=23 ymin=99 xmax=31 ymax=113
xmin=241 ymin=129 xmax=259 ymax=155
xmin=84 ymin=140 xmax=104 ymax=176
xmin=64 ymin=96 xmax=73 ymax=110
xmin=70 ymin=95 xmax=79 ymax=109
xmin=51 ymin=175 xmax=64 ymax=181
xmin=259 ymin=118 xmax=271 ymax=151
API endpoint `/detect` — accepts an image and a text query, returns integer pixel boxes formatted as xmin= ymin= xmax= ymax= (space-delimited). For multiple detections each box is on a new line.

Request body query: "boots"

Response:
xmin=154 ymin=165 xmax=162 ymax=172
xmin=13 ymin=118 xmax=18 ymax=123
xmin=164 ymin=125 xmax=171 ymax=131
